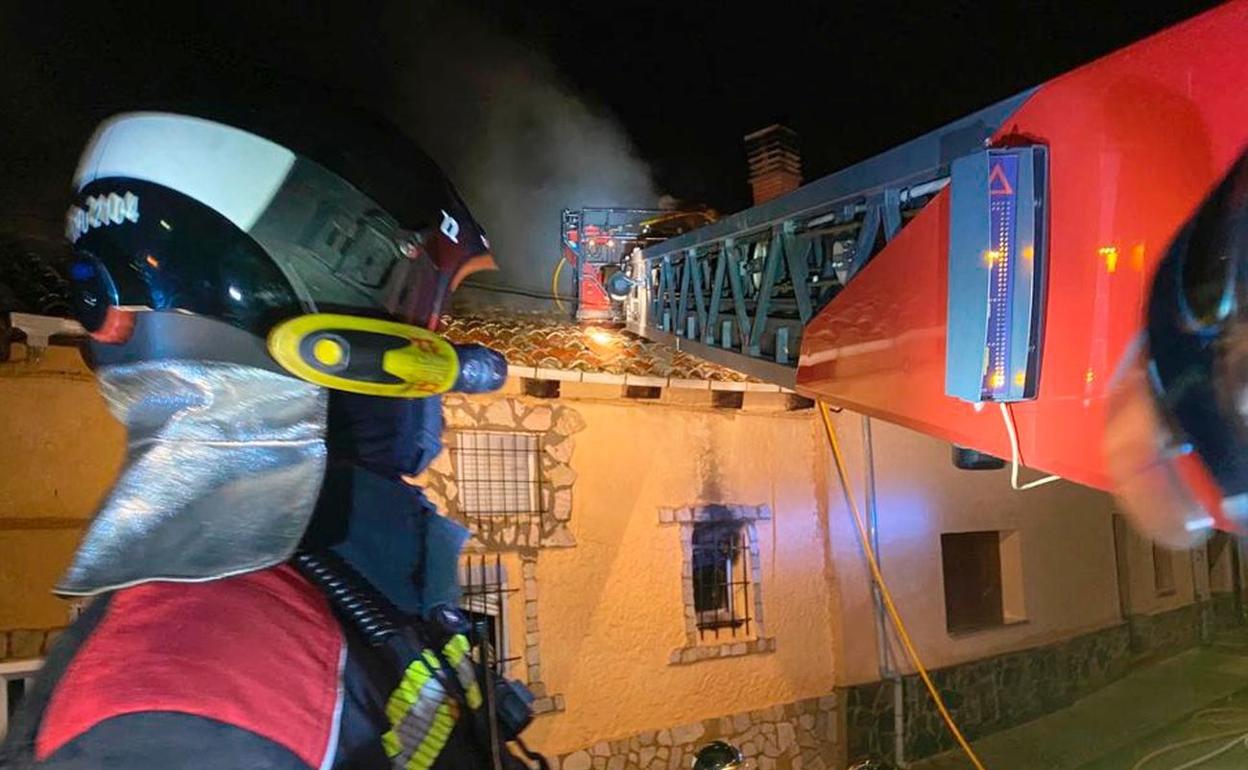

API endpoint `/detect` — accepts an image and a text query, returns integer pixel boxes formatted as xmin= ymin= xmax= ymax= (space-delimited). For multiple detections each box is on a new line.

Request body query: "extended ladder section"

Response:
xmin=626 ymin=90 xmax=1034 ymax=387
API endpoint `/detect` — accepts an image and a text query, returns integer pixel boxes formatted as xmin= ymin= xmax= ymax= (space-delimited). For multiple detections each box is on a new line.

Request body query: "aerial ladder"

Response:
xmin=621 ymin=2 xmax=1248 ymax=492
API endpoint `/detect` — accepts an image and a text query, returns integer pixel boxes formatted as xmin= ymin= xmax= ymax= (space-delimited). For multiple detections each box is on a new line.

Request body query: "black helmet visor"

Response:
xmin=67 ymin=112 xmax=493 ymax=339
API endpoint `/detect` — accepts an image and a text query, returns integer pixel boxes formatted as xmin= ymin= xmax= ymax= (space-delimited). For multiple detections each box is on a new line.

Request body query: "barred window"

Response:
xmin=453 ymin=431 xmax=543 ymax=525
xmin=691 ymin=521 xmax=752 ymax=640
xmin=460 ymin=554 xmax=519 ymax=675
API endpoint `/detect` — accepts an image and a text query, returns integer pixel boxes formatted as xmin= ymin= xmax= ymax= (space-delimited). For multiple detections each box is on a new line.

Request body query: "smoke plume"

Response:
xmin=388 ymin=8 xmax=658 ymax=313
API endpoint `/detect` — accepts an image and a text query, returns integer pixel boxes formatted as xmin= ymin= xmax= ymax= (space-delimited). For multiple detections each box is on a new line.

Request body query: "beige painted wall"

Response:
xmin=818 ymin=409 xmax=1129 ymax=686
xmin=1207 ymin=533 xmax=1238 ymax=594
xmin=1115 ymin=524 xmax=1199 ymax=616
xmin=515 ymin=397 xmax=838 ymax=757
xmin=0 ymin=345 xmax=120 ymax=630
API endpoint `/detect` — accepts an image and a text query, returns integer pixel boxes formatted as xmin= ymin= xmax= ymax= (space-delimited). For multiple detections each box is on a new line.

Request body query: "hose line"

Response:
xmin=551 ymin=259 xmax=568 ymax=314
xmin=818 ymin=401 xmax=989 ymax=770
xmin=1129 ymin=708 xmax=1248 ymax=770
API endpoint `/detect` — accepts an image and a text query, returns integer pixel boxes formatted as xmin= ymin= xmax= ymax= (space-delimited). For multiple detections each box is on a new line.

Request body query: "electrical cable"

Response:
xmin=458 ymin=280 xmax=569 ymax=302
xmin=818 ymin=401 xmax=990 ymax=770
xmin=998 ymin=402 xmax=1061 ymax=490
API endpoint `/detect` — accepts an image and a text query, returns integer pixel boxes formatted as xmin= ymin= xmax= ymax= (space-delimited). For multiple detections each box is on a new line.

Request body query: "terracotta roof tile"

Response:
xmin=439 ymin=315 xmax=754 ymax=383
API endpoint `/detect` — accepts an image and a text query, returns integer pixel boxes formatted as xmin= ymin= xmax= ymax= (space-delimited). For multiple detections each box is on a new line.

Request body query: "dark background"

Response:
xmin=0 ymin=1 xmax=1221 ymax=302
xmin=476 ymin=1 xmax=1220 ymax=210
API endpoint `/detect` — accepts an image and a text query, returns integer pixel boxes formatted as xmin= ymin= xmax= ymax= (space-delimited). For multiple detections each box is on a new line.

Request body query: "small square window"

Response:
xmin=692 ymin=521 xmax=752 ymax=640
xmin=941 ymin=530 xmax=1026 ymax=634
xmin=453 ymin=431 xmax=542 ymax=525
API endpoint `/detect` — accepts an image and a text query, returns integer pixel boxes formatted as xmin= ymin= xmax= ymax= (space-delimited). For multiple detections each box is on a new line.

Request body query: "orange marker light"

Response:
xmin=1098 ymin=246 xmax=1118 ymax=273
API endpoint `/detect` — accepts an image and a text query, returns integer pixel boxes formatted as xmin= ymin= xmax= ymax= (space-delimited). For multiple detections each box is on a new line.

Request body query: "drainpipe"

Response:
xmin=1232 ymin=537 xmax=1245 ymax=624
xmin=862 ymin=416 xmax=905 ymax=766
xmin=1191 ymin=545 xmax=1213 ymax=644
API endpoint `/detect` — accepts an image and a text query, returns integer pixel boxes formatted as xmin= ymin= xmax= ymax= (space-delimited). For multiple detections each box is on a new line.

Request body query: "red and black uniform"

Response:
xmin=15 ymin=567 xmax=367 ymax=769
xmin=2 ymin=404 xmax=494 ymax=770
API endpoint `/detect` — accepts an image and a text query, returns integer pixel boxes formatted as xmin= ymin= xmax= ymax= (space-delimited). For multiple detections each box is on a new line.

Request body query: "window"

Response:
xmin=691 ymin=521 xmax=753 ymax=640
xmin=522 ymin=379 xmax=560 ymax=398
xmin=624 ymin=385 xmax=662 ymax=400
xmin=459 ymin=554 xmax=518 ymax=675
xmin=941 ymin=530 xmax=1026 ymax=634
xmin=1154 ymin=543 xmax=1176 ymax=595
xmin=711 ymin=390 xmax=744 ymax=409
xmin=453 ymin=431 xmax=543 ymax=526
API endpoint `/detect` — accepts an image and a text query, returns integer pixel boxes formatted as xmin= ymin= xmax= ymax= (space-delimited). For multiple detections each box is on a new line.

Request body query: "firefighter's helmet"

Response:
xmin=1107 ymin=150 xmax=1248 ymax=546
xmin=67 ymin=95 xmax=498 ymax=397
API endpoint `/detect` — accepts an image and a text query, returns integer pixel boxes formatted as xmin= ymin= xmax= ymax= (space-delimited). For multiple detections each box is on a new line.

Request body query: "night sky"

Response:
xmin=479 ymin=0 xmax=1220 ymax=211
xmin=0 ymin=1 xmax=1222 ymax=278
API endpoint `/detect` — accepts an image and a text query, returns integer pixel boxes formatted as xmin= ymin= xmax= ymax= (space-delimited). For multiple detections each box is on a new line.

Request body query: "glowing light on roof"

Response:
xmin=586 ymin=327 xmax=615 ymax=346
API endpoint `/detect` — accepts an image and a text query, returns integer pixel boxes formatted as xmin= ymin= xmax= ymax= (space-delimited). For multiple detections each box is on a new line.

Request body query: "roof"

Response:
xmin=439 ymin=315 xmax=754 ymax=382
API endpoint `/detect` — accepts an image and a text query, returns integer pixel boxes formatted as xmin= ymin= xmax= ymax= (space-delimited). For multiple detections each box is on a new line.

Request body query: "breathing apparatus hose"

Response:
xmin=292 ymin=550 xmax=523 ymax=770
xmin=291 ymin=550 xmax=404 ymax=649
xmin=818 ymin=401 xmax=990 ymax=770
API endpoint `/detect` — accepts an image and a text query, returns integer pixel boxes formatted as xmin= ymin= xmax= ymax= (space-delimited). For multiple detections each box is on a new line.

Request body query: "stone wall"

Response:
xmin=846 ymin=623 xmax=1133 ymax=763
xmin=1209 ymin=591 xmax=1243 ymax=630
xmin=423 ymin=395 xmax=585 ymax=550
xmin=1126 ymin=603 xmax=1202 ymax=658
xmin=845 ymin=603 xmax=1215 ymax=764
xmin=550 ymin=694 xmax=841 ymax=770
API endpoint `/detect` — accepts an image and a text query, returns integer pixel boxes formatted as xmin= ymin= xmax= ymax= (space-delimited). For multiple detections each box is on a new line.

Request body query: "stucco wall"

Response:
xmin=819 ymin=409 xmax=1127 ymax=686
xmin=515 ymin=397 xmax=838 ymax=758
xmin=0 ymin=345 xmax=119 ymax=632
xmin=1208 ymin=535 xmax=1237 ymax=594
xmin=1115 ymin=523 xmax=1198 ymax=617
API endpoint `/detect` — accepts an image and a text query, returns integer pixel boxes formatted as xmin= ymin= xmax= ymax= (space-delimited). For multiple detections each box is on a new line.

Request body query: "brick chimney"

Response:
xmin=744 ymin=124 xmax=801 ymax=205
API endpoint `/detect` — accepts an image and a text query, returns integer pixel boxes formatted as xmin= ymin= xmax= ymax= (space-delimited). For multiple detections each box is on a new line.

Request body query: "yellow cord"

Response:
xmin=818 ymin=401 xmax=990 ymax=770
xmin=552 ymin=258 xmax=568 ymax=314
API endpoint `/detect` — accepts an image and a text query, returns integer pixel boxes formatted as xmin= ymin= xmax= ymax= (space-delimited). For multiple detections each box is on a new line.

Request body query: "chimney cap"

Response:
xmin=743 ymin=123 xmax=799 ymax=143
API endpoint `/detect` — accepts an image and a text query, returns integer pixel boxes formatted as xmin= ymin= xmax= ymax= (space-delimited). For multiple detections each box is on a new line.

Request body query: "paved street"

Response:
xmin=912 ymin=634 xmax=1248 ymax=770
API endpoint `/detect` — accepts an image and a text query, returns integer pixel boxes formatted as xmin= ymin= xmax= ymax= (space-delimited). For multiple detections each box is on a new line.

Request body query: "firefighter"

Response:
xmin=0 ymin=93 xmax=528 ymax=770
xmin=1106 ymin=149 xmax=1248 ymax=549
xmin=692 ymin=742 xmax=748 ymax=770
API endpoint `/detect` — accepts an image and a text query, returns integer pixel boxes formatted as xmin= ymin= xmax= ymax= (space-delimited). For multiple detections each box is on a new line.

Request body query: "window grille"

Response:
xmin=460 ymin=553 xmax=520 ymax=675
xmin=452 ymin=430 xmax=544 ymax=529
xmin=691 ymin=521 xmax=752 ymax=639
